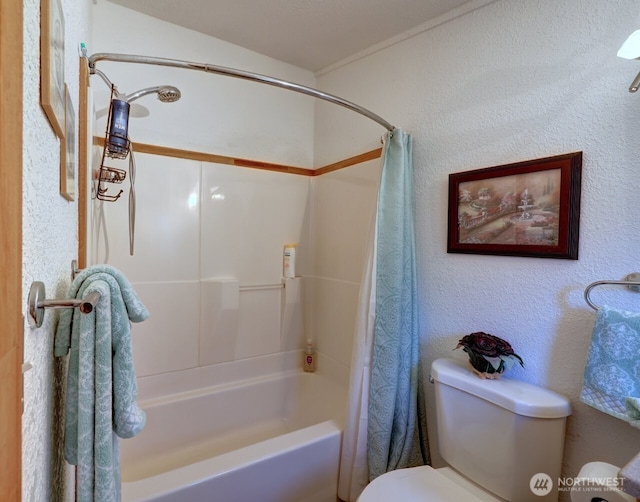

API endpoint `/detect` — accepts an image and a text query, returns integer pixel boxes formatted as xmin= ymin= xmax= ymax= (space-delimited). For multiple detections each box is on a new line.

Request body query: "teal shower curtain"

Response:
xmin=367 ymin=129 xmax=429 ymax=480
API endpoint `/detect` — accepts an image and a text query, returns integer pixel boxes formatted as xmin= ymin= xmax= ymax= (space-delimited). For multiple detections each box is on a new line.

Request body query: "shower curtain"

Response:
xmin=337 ymin=129 xmax=428 ymax=501
xmin=337 ymin=197 xmax=377 ymax=502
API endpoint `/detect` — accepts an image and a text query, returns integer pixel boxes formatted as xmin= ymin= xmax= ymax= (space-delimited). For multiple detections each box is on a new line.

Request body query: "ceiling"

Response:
xmin=105 ymin=0 xmax=474 ymax=72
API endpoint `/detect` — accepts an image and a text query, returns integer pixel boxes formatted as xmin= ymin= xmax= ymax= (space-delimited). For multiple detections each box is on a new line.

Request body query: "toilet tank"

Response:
xmin=431 ymin=358 xmax=571 ymax=502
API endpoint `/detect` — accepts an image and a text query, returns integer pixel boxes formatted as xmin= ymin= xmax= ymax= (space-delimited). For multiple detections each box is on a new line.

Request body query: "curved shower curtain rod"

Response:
xmin=88 ymin=52 xmax=395 ymax=132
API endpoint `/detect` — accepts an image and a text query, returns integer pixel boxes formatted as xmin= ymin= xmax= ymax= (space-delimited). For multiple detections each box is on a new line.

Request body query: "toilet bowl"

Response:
xmin=358 ymin=465 xmax=502 ymax=501
xmin=359 ymin=463 xmax=637 ymax=502
xmin=358 ymin=358 xmax=572 ymax=501
xmin=569 ymin=462 xmax=635 ymax=502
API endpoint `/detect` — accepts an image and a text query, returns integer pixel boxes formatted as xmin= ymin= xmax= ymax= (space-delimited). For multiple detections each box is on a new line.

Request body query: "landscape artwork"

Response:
xmin=447 ymin=152 xmax=582 ymax=259
xmin=457 ymin=169 xmax=561 ymax=247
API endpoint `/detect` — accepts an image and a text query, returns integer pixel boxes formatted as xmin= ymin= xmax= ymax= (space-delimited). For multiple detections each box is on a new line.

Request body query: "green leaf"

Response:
xmin=484 ymin=356 xmax=502 ymax=370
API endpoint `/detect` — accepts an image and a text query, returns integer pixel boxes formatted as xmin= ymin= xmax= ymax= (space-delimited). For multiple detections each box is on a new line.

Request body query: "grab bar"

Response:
xmin=73 ymin=262 xmax=290 ymax=293
xmin=239 ymin=283 xmax=285 ymax=292
xmin=27 ymin=281 xmax=101 ymax=328
xmin=584 ymin=273 xmax=640 ymax=310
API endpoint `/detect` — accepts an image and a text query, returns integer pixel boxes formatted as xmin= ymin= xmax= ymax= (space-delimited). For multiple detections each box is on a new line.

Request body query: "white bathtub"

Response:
xmin=121 ymin=370 xmax=347 ymax=502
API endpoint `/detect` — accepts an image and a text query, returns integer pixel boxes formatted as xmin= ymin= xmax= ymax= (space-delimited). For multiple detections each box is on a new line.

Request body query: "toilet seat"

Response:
xmin=357 ymin=466 xmax=492 ymax=502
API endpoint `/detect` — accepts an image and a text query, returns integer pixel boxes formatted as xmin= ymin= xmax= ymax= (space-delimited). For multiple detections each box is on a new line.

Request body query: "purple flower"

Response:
xmin=455 ymin=332 xmax=524 ymax=376
xmin=457 ymin=332 xmax=512 ymax=356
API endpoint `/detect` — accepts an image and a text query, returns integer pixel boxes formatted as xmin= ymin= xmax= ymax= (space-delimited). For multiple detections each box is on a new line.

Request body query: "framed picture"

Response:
xmin=61 ymin=84 xmax=76 ymax=201
xmin=447 ymin=152 xmax=582 ymax=259
xmin=40 ymin=0 xmax=65 ymax=137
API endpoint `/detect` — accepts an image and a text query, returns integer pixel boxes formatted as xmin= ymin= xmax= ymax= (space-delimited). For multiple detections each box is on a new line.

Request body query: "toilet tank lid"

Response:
xmin=431 ymin=358 xmax=572 ymax=419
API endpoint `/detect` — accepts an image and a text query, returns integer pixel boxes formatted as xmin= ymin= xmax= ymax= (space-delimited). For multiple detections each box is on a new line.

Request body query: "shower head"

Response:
xmin=123 ymin=85 xmax=182 ymax=103
xmin=156 ymin=87 xmax=182 ymax=102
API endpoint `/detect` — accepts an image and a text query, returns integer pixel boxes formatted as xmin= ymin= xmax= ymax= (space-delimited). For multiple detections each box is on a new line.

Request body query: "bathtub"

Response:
xmin=121 ymin=370 xmax=347 ymax=502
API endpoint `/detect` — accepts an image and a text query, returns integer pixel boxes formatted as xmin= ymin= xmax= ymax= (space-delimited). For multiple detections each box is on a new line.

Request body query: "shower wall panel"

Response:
xmin=96 ymin=153 xmax=311 ymax=381
xmin=200 ymin=163 xmax=310 ymax=285
xmin=306 ymin=159 xmax=381 ymax=381
xmin=97 ymin=153 xmax=201 ymax=283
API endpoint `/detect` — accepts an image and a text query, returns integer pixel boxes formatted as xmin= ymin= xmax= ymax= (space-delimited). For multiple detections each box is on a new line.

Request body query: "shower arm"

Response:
xmin=88 ymin=52 xmax=395 ymax=132
xmin=93 ymin=68 xmax=117 ymax=93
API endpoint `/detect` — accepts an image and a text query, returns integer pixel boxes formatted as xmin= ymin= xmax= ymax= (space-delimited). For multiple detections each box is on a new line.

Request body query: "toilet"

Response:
xmin=359 ymin=358 xmax=573 ymax=501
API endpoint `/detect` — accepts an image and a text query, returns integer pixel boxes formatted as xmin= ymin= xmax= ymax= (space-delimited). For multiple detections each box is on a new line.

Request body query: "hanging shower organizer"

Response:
xmin=95 ymin=85 xmax=129 ymax=202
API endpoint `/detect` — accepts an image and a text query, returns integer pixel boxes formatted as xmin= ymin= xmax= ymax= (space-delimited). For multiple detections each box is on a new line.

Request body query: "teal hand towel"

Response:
xmin=55 ymin=265 xmax=149 ymax=502
xmin=580 ymin=305 xmax=640 ymax=428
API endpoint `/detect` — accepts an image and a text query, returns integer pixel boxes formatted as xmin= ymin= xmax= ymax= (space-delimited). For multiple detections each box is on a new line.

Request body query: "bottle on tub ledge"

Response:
xmin=304 ymin=338 xmax=316 ymax=373
xmin=283 ymin=243 xmax=298 ymax=279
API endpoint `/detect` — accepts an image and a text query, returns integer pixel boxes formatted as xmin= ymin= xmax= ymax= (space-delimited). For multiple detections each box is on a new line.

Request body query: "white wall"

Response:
xmin=308 ymin=159 xmax=382 ymax=385
xmin=91 ymin=1 xmax=315 ymax=167
xmin=22 ymin=0 xmax=91 ymax=500
xmin=315 ymin=0 xmax=640 ymax=488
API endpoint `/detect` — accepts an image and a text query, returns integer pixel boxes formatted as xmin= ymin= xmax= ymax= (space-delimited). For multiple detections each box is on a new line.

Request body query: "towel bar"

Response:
xmin=584 ymin=272 xmax=640 ymax=310
xmin=27 ymin=281 xmax=101 ymax=328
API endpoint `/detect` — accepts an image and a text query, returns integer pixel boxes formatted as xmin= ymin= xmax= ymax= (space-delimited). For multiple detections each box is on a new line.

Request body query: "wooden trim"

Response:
xmin=92 ymin=137 xmax=382 ymax=176
xmin=125 ymin=140 xmax=313 ymax=176
xmin=0 ymin=0 xmax=23 ymax=499
xmin=312 ymin=148 xmax=383 ymax=176
xmin=233 ymin=157 xmax=311 ymax=176
xmin=77 ymin=60 xmax=89 ymax=269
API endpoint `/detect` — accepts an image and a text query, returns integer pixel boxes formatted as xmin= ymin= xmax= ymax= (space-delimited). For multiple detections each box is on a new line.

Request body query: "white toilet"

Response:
xmin=358 ymin=358 xmax=572 ymax=501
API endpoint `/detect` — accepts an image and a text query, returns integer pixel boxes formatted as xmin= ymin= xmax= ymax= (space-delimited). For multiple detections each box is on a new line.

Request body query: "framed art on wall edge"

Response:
xmin=40 ymin=0 xmax=65 ymax=137
xmin=61 ymin=84 xmax=75 ymax=201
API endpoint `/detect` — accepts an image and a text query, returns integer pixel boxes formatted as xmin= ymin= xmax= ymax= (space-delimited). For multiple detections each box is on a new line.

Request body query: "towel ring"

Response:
xmin=584 ymin=273 xmax=640 ymax=310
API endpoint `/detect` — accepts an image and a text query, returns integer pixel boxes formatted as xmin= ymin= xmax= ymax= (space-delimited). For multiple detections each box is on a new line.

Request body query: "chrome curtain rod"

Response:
xmin=88 ymin=53 xmax=395 ymax=132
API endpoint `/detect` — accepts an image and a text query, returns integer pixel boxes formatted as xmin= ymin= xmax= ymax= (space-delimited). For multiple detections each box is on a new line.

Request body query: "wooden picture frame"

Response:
xmin=61 ymin=84 xmax=76 ymax=200
xmin=447 ymin=152 xmax=582 ymax=259
xmin=40 ymin=0 xmax=65 ymax=137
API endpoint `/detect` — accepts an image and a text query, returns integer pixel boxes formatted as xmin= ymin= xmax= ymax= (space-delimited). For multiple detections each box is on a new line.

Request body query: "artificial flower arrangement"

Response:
xmin=455 ymin=331 xmax=524 ymax=379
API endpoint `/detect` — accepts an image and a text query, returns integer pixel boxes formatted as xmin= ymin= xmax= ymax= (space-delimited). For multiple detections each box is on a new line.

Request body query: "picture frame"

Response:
xmin=40 ymin=0 xmax=65 ymax=137
xmin=61 ymin=84 xmax=76 ymax=201
xmin=447 ymin=152 xmax=582 ymax=259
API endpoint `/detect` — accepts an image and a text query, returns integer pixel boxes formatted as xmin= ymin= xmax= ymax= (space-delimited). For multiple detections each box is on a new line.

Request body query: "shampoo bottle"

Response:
xmin=283 ymin=243 xmax=298 ymax=278
xmin=107 ymin=98 xmax=130 ymax=156
xmin=304 ymin=339 xmax=316 ymax=373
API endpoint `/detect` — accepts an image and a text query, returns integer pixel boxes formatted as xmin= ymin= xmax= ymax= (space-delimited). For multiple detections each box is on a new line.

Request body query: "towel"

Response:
xmin=54 ymin=265 xmax=149 ymax=502
xmin=580 ymin=305 xmax=640 ymax=428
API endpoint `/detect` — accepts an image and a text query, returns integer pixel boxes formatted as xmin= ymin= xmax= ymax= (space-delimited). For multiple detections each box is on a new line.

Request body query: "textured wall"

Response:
xmin=22 ymin=0 xmax=91 ymax=500
xmin=314 ymin=0 xmax=640 ymax=492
